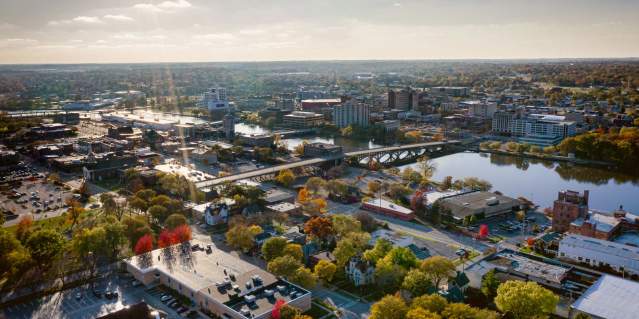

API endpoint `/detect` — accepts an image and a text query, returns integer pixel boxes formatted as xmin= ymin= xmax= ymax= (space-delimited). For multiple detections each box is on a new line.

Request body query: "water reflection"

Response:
xmin=399 ymin=152 xmax=639 ymax=211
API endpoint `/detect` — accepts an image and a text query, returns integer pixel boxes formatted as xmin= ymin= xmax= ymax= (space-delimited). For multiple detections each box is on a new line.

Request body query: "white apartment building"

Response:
xmin=332 ymin=102 xmax=370 ymax=128
xmin=491 ymin=111 xmax=576 ymax=146
xmin=558 ymin=234 xmax=639 ymax=276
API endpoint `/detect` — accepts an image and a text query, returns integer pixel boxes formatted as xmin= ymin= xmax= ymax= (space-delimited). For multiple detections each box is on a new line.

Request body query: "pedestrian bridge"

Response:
xmin=194 ymin=140 xmax=460 ymax=189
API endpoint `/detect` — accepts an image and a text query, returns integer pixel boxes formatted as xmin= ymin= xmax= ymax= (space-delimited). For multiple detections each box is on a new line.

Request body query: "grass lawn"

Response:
xmin=92 ymin=178 xmax=122 ymax=192
xmin=5 ymin=214 xmax=68 ymax=234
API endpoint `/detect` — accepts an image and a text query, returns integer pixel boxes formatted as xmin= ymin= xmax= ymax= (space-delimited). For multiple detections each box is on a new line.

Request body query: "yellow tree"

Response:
xmin=276 ymin=169 xmax=295 ymax=187
xmin=495 ymin=281 xmax=559 ymax=319
xmin=370 ymin=295 xmax=408 ymax=319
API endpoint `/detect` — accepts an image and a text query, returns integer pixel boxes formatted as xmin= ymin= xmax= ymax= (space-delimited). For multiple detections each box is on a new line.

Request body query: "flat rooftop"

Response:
xmin=491 ymin=251 xmax=570 ymax=284
xmin=562 ymin=234 xmax=639 ymax=260
xmin=125 ymin=241 xmax=310 ymax=319
xmin=439 ymin=191 xmax=520 ymax=219
xmin=572 ymin=275 xmax=639 ymax=319
xmin=363 ymin=198 xmax=413 ymax=215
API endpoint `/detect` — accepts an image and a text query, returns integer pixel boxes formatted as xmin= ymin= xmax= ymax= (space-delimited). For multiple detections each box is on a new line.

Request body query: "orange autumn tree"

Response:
xmin=304 ymin=216 xmax=334 ymax=242
xmin=297 ymin=187 xmax=310 ymax=203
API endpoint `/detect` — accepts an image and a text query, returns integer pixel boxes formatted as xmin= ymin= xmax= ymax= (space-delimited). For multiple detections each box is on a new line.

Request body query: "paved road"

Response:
xmin=326 ymin=200 xmax=489 ymax=253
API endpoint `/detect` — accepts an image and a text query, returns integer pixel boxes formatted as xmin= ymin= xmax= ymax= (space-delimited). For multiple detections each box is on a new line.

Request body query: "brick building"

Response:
xmin=551 ymin=190 xmax=589 ymax=232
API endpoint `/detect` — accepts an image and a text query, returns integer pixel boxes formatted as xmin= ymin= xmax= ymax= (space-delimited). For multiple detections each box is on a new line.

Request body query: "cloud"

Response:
xmin=193 ymin=33 xmax=236 ymax=40
xmin=158 ymin=0 xmax=192 ymax=9
xmin=49 ymin=16 xmax=104 ymax=26
xmin=104 ymin=14 xmax=134 ymax=21
xmin=0 ymin=38 xmax=38 ymax=48
xmin=72 ymin=16 xmax=103 ymax=24
xmin=133 ymin=0 xmax=192 ymax=12
xmin=239 ymin=28 xmax=267 ymax=35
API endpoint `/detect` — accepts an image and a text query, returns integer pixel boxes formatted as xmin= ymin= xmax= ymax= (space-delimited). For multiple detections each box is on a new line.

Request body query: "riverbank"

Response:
xmin=473 ymin=147 xmax=615 ymax=168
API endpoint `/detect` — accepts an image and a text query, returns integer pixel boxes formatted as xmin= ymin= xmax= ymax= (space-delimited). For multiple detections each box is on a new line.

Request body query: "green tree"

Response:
xmin=314 ymin=260 xmax=337 ymax=283
xmin=411 ymin=294 xmax=448 ymax=314
xmin=333 ymin=232 xmax=371 ymax=267
xmin=420 ymin=256 xmax=456 ymax=288
xmin=0 ymin=229 xmax=31 ymax=278
xmin=261 ymin=237 xmax=288 ymax=261
xmin=481 ymin=269 xmax=500 ymax=299
xmin=164 ymin=213 xmax=187 ymax=229
xmin=25 ymin=229 xmax=65 ymax=272
xmin=290 ymin=266 xmax=317 ymax=289
xmin=103 ymin=218 xmax=126 ymax=261
xmin=385 ymin=246 xmax=418 ymax=269
xmin=128 ymin=196 xmax=148 ymax=214
xmin=364 ymin=239 xmax=393 ymax=263
xmin=375 ymin=258 xmax=407 ymax=293
xmin=100 ymin=193 xmax=117 ymax=216
xmin=122 ymin=215 xmax=152 ymax=247
xmin=442 ymin=303 xmax=499 ymax=319
xmin=370 ymin=295 xmax=408 ymax=319
xmin=402 ymin=269 xmax=434 ymax=297
xmin=331 ymin=214 xmax=362 ymax=239
xmin=283 ymin=243 xmax=303 ymax=262
xmin=72 ymin=226 xmax=107 ymax=279
xmin=494 ymin=281 xmax=559 ymax=319
xmin=406 ymin=307 xmax=441 ymax=319
xmin=226 ymin=224 xmax=261 ymax=253
xmin=148 ymin=205 xmax=169 ymax=224
xmin=268 ymin=255 xmax=302 ymax=278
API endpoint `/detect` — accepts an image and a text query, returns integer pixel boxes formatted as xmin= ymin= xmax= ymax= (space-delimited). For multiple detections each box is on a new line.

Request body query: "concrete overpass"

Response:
xmin=194 ymin=140 xmax=460 ymax=189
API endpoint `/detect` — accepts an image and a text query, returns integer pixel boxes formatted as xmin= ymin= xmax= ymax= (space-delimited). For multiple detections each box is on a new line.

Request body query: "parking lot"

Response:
xmin=0 ymin=275 xmax=198 ymax=319
xmin=1 ymin=178 xmax=74 ymax=226
xmin=476 ymin=210 xmax=551 ymax=245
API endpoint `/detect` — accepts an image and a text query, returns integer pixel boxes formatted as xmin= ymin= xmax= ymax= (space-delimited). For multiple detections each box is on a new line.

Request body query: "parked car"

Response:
xmin=75 ymin=292 xmax=82 ymax=300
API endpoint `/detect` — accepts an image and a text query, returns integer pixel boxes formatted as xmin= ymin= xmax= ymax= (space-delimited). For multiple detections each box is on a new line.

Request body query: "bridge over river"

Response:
xmin=195 ymin=140 xmax=461 ymax=189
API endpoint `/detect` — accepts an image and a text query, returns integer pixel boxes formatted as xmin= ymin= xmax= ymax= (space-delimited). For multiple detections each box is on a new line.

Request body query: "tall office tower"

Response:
xmin=200 ymin=87 xmax=230 ymax=120
xmin=222 ymin=111 xmax=235 ymax=140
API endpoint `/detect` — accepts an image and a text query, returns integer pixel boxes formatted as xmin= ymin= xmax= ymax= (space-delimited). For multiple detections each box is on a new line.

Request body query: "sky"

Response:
xmin=0 ymin=0 xmax=638 ymax=64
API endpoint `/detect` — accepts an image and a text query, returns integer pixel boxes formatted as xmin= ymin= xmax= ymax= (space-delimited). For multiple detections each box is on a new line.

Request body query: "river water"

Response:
xmin=399 ymin=152 xmax=639 ymax=212
xmin=234 ymin=123 xmax=382 ymax=152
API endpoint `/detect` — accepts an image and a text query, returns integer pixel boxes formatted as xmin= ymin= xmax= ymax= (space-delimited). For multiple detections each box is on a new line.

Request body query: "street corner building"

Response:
xmin=124 ymin=240 xmax=311 ymax=319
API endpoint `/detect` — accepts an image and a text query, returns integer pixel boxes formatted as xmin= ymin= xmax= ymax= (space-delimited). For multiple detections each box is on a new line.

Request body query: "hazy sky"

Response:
xmin=1 ymin=0 xmax=638 ymax=64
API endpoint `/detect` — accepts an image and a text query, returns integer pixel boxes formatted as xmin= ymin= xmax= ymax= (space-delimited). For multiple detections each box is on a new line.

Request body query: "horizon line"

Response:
xmin=2 ymin=56 xmax=639 ymax=67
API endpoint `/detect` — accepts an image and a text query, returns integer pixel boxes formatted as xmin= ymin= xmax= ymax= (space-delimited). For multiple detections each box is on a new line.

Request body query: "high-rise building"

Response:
xmin=388 ymin=87 xmax=418 ymax=110
xmin=222 ymin=112 xmax=234 ymax=140
xmin=333 ymin=102 xmax=370 ymax=128
xmin=552 ymin=190 xmax=589 ymax=232
xmin=199 ymin=88 xmax=230 ymax=120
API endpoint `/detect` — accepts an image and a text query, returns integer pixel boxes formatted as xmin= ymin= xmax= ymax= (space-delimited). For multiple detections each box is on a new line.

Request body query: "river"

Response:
xmin=399 ymin=152 xmax=639 ymax=212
